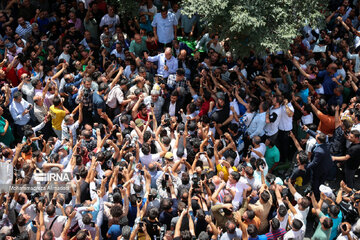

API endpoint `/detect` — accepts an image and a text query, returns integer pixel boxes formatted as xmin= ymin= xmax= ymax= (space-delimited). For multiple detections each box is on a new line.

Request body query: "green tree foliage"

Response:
xmin=181 ymin=0 xmax=328 ymax=55
xmin=111 ymin=0 xmax=139 ymax=17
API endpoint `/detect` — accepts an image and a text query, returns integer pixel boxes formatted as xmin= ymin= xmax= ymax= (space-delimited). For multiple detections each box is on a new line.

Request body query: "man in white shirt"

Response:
xmin=250 ymin=136 xmax=266 ymax=159
xmin=139 ymin=141 xmax=167 ymax=168
xmin=44 ymin=204 xmax=68 ymax=238
xmin=58 ymin=44 xmax=71 ymax=63
xmin=61 ymin=103 xmax=83 ymax=142
xmin=110 ymin=42 xmax=125 ymax=60
xmin=283 ymin=218 xmax=305 ymax=240
xmin=106 ymin=79 xmax=131 ymax=116
xmin=144 ymin=48 xmax=178 ymax=78
xmin=226 ymin=171 xmax=251 ymax=210
xmin=277 ymin=98 xmax=294 ymax=161
xmin=264 ymin=95 xmax=282 ymax=142
xmin=9 ymin=91 xmax=31 ymax=140
xmin=99 ymin=5 xmax=120 ymax=35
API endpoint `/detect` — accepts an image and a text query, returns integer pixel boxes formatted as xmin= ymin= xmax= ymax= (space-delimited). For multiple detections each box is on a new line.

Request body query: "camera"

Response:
xmin=129 ymin=136 xmax=138 ymax=148
xmin=160 ymin=224 xmax=167 ymax=239
xmin=139 ymin=221 xmax=144 ymax=232
xmin=163 ymin=116 xmax=171 ymax=127
xmin=192 ymin=173 xmax=199 ymax=187
xmin=83 ymin=88 xmax=91 ymax=98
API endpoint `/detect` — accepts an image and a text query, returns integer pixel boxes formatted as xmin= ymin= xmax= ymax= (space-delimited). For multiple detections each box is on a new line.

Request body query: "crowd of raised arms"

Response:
xmin=1 ymin=0 xmax=360 ymax=240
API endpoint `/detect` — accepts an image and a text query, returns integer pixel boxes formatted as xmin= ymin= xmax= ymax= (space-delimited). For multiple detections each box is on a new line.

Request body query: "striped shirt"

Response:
xmin=265 ymin=228 xmax=286 ymax=240
xmin=15 ymin=22 xmax=32 ymax=40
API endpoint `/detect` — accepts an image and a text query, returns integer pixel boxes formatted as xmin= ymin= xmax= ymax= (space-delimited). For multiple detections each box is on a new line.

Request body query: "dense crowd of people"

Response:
xmin=0 ymin=0 xmax=360 ymax=239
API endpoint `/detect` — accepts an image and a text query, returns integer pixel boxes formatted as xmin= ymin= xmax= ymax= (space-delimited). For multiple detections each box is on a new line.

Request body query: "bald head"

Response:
xmin=164 ymin=48 xmax=172 ymax=60
xmin=134 ymin=34 xmax=141 ymax=43
xmin=178 ymin=49 xmax=187 ymax=60
xmin=212 ymin=175 xmax=221 ymax=186
xmin=33 ymin=95 xmax=42 ymax=105
xmin=21 ymin=73 xmax=30 ymax=81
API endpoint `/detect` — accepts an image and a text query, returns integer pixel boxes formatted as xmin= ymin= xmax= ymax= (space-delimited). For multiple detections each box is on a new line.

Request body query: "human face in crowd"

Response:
xmin=18 ymin=17 xmax=26 ymax=28
xmin=151 ymin=94 xmax=159 ymax=103
xmin=134 ymin=34 xmax=142 ymax=44
xmin=108 ymin=6 xmax=115 ymax=17
xmin=3 ymin=2 xmax=360 ymax=240
xmin=165 ymin=50 xmax=172 ymax=60
xmin=170 ymin=95 xmax=177 ymax=103
xmin=161 ymin=10 xmax=168 ymax=19
xmin=327 ymin=63 xmax=337 ymax=74
xmin=21 ymin=73 xmax=31 ymax=82
xmin=103 ymin=38 xmax=110 ymax=47
xmin=116 ymin=44 xmax=122 ymax=53
xmin=84 ymin=80 xmax=92 ymax=89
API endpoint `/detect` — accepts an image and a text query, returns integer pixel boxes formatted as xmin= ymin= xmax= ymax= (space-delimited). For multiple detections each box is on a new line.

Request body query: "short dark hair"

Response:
xmin=176 ymin=68 xmax=185 ymax=76
xmin=247 ymin=224 xmax=258 ymax=238
xmin=247 ymin=210 xmax=255 ymax=219
xmin=260 ymin=191 xmax=270 ymax=203
xmin=329 ymin=205 xmax=340 ymax=218
xmin=298 ymin=150 xmax=308 ymax=165
xmin=351 ymin=130 xmax=360 ymax=139
xmin=278 ymin=205 xmax=287 ymax=217
xmin=53 ymin=96 xmax=61 ymax=106
xmin=322 ymin=217 xmax=333 ymax=229
xmin=230 ymin=171 xmax=241 ymax=181
xmin=292 ymin=219 xmax=303 ymax=230
xmin=271 ymin=218 xmax=280 ymax=230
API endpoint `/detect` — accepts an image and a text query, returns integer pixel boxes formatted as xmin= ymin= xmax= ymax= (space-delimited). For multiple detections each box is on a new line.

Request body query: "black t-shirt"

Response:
xmin=80 ymin=181 xmax=91 ymax=203
xmin=290 ymin=168 xmax=310 ymax=187
xmin=143 ymin=218 xmax=160 ymax=240
xmin=345 ymin=143 xmax=360 ymax=170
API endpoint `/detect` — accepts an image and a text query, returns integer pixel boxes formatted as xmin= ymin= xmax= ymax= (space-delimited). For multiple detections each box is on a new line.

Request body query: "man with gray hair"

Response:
xmin=144 ymin=89 xmax=164 ymax=122
xmin=144 ymin=47 xmax=178 ymax=78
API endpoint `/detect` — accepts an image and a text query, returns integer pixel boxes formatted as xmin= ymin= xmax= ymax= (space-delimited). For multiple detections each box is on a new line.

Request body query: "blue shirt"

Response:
xmin=147 ymin=53 xmax=178 ymax=78
xmin=151 ymin=12 xmax=178 ymax=44
xmin=299 ymin=88 xmax=309 ymax=104
xmin=92 ymin=92 xmax=106 ymax=118
xmin=247 ymin=112 xmax=266 ymax=138
xmin=326 ymin=211 xmax=342 ymax=240
xmin=317 ymin=70 xmax=339 ymax=95
xmin=107 ymin=224 xmax=122 ymax=240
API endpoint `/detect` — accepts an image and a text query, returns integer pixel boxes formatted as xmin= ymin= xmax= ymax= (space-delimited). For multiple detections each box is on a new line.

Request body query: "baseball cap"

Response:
xmin=319 ymin=185 xmax=335 ymax=199
xmin=135 ymin=119 xmax=144 ymax=127
xmin=164 ymin=152 xmax=174 ymax=160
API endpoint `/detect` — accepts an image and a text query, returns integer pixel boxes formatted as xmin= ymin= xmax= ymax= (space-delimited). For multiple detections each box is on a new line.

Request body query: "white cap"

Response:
xmin=319 ymin=184 xmax=335 ymax=199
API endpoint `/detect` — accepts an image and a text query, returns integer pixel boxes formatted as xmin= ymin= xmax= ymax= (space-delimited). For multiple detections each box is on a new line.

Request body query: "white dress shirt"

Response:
xmin=147 ymin=53 xmax=178 ymax=78
xmin=9 ymin=99 xmax=31 ymax=125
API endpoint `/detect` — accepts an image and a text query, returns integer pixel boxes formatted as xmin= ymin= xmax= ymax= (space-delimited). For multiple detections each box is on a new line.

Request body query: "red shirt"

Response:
xmin=136 ymin=112 xmax=148 ymax=122
xmin=17 ymin=68 xmax=31 ymax=79
xmin=198 ymin=98 xmax=214 ymax=117
xmin=2 ymin=67 xmax=19 ymax=87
